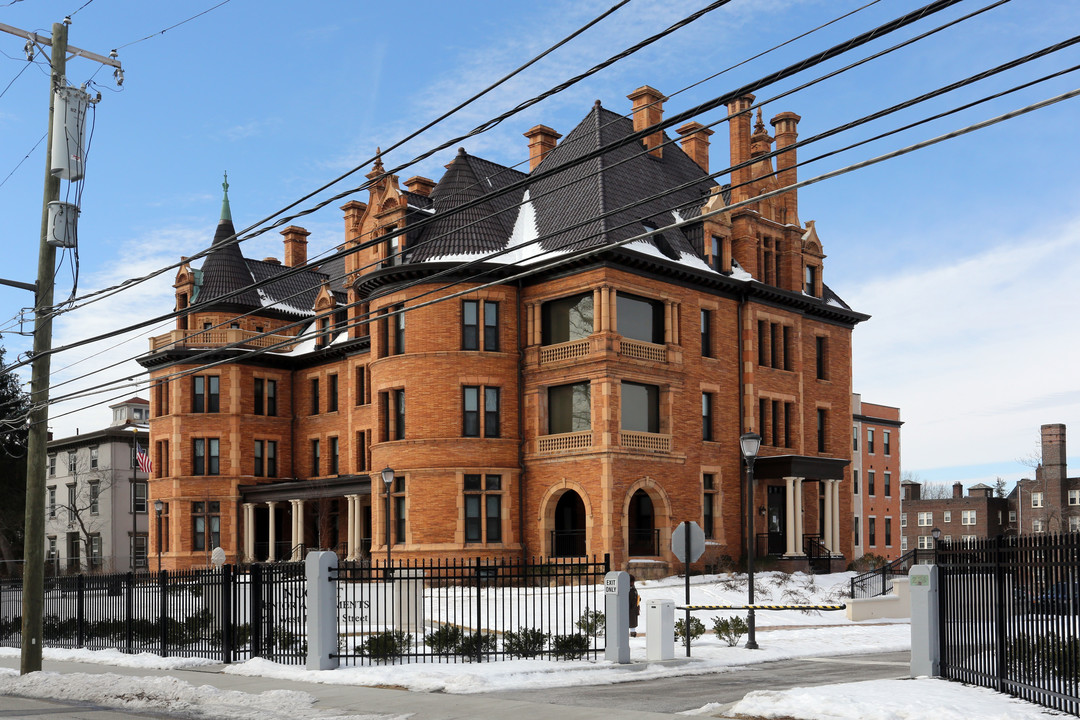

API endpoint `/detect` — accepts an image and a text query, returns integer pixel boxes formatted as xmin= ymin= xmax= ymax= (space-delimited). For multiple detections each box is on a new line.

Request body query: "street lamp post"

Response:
xmin=740 ymin=432 xmax=762 ymax=650
xmin=381 ymin=467 xmax=394 ymax=574
xmin=932 ymin=526 xmax=941 ymax=565
xmin=154 ymin=499 xmax=163 ymax=573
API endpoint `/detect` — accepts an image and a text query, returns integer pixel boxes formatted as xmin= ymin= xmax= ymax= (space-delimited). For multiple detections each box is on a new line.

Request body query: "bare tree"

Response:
xmin=994 ymin=476 xmax=1010 ymax=498
xmin=61 ymin=454 xmax=117 ymax=572
xmin=919 ymin=482 xmax=952 ymax=500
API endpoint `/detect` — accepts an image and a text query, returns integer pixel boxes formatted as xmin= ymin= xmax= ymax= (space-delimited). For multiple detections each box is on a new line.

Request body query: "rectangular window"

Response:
xmin=901 ymin=535 xmax=908 ymax=551
xmin=784 ymin=402 xmax=793 ymax=448
xmin=621 ymin=382 xmax=659 ymax=434
xmin=311 ymin=439 xmax=321 ymax=477
xmin=771 ymin=399 xmax=780 ymax=448
xmin=759 ymin=398 xmax=769 ymax=446
xmin=132 ymin=481 xmax=147 ymax=513
xmin=254 ymin=378 xmax=264 ymax=415
xmin=254 ymin=440 xmax=264 ymax=477
xmin=700 ymin=309 xmax=712 ymax=358
xmin=193 ymin=438 xmax=219 ymax=476
xmin=702 ymin=393 xmax=714 ymax=441
xmin=48 ymin=487 xmax=56 ymax=518
xmin=883 ymin=430 xmax=891 ymax=456
xmin=48 ymin=455 xmax=56 ymax=477
xmin=770 ymin=323 xmax=779 ymax=369
xmin=192 ymin=502 xmax=221 ymax=552
xmin=266 ymin=441 xmax=277 ymax=477
xmin=616 ymin=293 xmax=664 ymax=344
xmin=816 ymin=336 xmax=827 ymax=380
xmin=131 ymin=535 xmax=147 ymax=569
xmin=328 ymin=437 xmax=339 ymax=475
xmin=1010 ymin=510 xmax=1017 ymax=523
xmin=853 ymin=469 xmax=859 ymax=495
xmin=961 ymin=510 xmax=976 ymax=526
xmin=68 ymin=452 xmax=76 ymax=474
xmin=266 ymin=379 xmax=277 ymax=416
xmin=541 ymin=293 xmax=593 ymax=345
xmin=868 ymin=470 xmax=875 ymax=496
xmin=782 ymin=325 xmax=793 ymax=371
xmin=918 ymin=511 xmax=933 ymax=527
xmin=1070 ymin=516 xmax=1080 ymax=533
xmin=328 ymin=374 xmax=339 ymax=412
xmin=1032 ymin=492 xmax=1044 ymax=508
xmin=90 ymin=446 xmax=99 ymax=469
xmin=817 ymin=408 xmax=827 ymax=453
xmin=485 ymin=387 xmax=501 ymax=438
xmin=393 ymin=476 xmax=406 ymax=544
xmin=89 ymin=482 xmax=100 ymax=515
xmin=311 ymin=378 xmax=320 ymax=415
xmin=463 ymin=300 xmax=479 ymax=350
xmin=193 ymin=376 xmax=219 ymax=413
xmin=884 ymin=471 xmax=892 ymax=497
xmin=1071 ymin=490 xmax=1080 ymax=506
xmin=868 ymin=517 xmax=876 ymax=546
xmin=1033 ymin=519 xmax=1045 ymax=533
xmin=548 ymin=382 xmax=591 ymax=434
xmin=356 ymin=431 xmax=368 ymax=472
xmin=709 ymin=235 xmax=722 ymax=271
xmin=355 ymin=366 xmax=367 ymax=405
xmin=805 ymin=264 xmax=817 ymax=295
xmin=393 ymin=389 xmax=405 ymax=440
xmin=703 ymin=473 xmax=717 ymax=539
xmin=901 ymin=512 xmax=907 ymax=528
xmin=918 ymin=535 xmax=933 ymax=550
xmin=392 ymin=304 xmax=405 ymax=355
xmin=943 ymin=510 xmax=952 ymax=523
xmin=757 ymin=320 xmax=768 ymax=366
xmin=853 ymin=425 xmax=858 ymax=452
xmin=885 ymin=518 xmax=892 ymax=546
xmin=464 ymin=474 xmax=502 ymax=543
xmin=854 ymin=517 xmax=860 ymax=547
xmin=867 ymin=428 xmax=875 ymax=454
xmin=463 ymin=387 xmax=480 ymax=437
xmin=484 ymin=301 xmax=499 ymax=351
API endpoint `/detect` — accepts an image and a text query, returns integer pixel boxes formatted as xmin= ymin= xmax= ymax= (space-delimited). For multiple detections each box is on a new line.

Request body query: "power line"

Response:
xmin=115 ymin=1 xmax=233 ymax=50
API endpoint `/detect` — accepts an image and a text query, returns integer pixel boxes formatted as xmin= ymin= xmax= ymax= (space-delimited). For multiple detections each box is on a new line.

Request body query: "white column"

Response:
xmin=823 ymin=480 xmax=834 ymax=552
xmin=294 ymin=499 xmax=305 ymax=561
xmin=784 ymin=477 xmax=797 ymax=556
xmin=832 ymin=478 xmax=841 ymax=553
xmin=267 ymin=501 xmax=278 ymax=562
xmin=345 ymin=494 xmax=357 ymax=561
xmin=794 ymin=478 xmax=805 ymax=556
xmin=243 ymin=503 xmax=254 ymax=563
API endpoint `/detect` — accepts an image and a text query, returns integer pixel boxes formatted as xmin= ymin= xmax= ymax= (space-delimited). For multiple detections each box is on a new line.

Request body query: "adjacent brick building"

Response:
xmin=140 ymin=87 xmax=869 ymax=573
xmin=851 ymin=396 xmax=902 ymax=562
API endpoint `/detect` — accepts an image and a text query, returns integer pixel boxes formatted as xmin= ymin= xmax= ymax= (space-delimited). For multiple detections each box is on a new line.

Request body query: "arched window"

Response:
xmin=552 ymin=491 xmax=586 ymax=557
xmin=628 ymin=490 xmax=656 ymax=556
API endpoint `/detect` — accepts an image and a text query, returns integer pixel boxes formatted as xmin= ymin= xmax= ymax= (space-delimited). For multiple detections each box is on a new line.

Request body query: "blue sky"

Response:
xmin=1 ymin=0 xmax=1078 ymax=489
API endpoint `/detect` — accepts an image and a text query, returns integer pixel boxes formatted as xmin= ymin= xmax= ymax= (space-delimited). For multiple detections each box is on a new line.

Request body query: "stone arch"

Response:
xmin=537 ymin=479 xmax=594 ymax=558
xmin=622 ymin=477 xmax=673 ymax=558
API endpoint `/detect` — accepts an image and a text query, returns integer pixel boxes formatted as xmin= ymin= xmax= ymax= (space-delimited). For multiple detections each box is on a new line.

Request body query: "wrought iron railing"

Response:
xmin=628 ymin=528 xmax=660 ymax=557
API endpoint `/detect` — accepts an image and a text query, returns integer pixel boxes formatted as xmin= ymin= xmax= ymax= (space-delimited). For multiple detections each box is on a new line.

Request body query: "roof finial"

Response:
xmin=220 ymin=171 xmax=232 ymax=222
xmin=753 ymin=108 xmax=766 ymax=134
xmin=372 ymin=148 xmax=384 ymax=174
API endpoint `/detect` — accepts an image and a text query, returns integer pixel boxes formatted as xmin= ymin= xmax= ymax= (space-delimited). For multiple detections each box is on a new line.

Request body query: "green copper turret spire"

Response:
xmin=220 ymin=171 xmax=232 ymax=222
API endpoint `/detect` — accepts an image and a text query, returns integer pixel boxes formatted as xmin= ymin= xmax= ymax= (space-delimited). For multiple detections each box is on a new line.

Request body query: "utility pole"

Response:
xmin=0 ymin=19 xmax=120 ymax=675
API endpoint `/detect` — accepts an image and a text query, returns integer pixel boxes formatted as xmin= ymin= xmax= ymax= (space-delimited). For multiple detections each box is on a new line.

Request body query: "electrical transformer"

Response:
xmin=50 ymin=85 xmax=91 ymax=181
xmin=46 ymin=201 xmax=79 ymax=248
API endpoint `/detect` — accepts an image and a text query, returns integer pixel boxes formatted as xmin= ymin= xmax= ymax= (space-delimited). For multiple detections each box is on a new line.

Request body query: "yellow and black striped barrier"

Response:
xmin=678 ymin=604 xmax=846 ymax=611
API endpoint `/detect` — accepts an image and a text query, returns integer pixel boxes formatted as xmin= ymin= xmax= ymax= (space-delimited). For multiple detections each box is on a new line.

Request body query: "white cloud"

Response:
xmin=850 ymin=217 xmax=1080 ymax=476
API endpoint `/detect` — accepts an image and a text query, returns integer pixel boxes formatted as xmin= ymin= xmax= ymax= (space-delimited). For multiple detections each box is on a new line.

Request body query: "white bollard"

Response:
xmin=646 ymin=599 xmax=675 ymax=661
xmin=604 ymin=571 xmax=630 ymax=663
xmin=306 ymin=551 xmax=339 ymax=671
xmin=909 ymin=564 xmax=939 ymax=677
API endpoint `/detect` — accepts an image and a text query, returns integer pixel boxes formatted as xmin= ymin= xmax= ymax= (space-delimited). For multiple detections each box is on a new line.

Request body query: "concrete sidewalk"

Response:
xmin=0 ymin=655 xmax=688 ymax=720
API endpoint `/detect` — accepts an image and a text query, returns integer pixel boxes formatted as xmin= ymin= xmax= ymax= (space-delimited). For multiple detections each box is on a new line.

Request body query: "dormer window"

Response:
xmin=805 ymin=265 xmax=818 ymax=296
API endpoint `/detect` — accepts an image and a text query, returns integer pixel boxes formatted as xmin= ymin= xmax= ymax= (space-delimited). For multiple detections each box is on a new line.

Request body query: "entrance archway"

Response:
xmin=553 ymin=491 xmax=586 ymax=557
xmin=627 ymin=489 xmax=657 ymax=556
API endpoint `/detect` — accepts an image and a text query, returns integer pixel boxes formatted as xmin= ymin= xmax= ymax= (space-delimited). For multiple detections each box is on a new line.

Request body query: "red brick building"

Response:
xmin=851 ymin=397 xmax=902 ymax=561
xmin=140 ymin=87 xmax=869 ymax=573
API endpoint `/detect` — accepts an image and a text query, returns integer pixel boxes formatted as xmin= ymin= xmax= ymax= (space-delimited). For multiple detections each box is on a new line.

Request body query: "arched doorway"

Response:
xmin=553 ymin=491 xmax=586 ymax=557
xmin=628 ymin=489 xmax=657 ymax=556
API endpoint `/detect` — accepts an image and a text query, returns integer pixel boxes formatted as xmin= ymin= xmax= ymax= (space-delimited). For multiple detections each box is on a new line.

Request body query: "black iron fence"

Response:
xmin=332 ymin=555 xmax=610 ymax=665
xmin=0 ymin=563 xmax=307 ymax=665
xmin=850 ymin=548 xmax=935 ymax=599
xmin=938 ymin=533 xmax=1080 ymax=715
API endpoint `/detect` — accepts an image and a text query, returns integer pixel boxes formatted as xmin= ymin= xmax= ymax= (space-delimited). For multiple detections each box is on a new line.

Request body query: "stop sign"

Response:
xmin=671 ymin=521 xmax=705 ymax=563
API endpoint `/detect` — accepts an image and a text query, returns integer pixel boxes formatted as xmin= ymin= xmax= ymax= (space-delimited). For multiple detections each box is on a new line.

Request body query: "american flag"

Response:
xmin=135 ymin=441 xmax=153 ymax=474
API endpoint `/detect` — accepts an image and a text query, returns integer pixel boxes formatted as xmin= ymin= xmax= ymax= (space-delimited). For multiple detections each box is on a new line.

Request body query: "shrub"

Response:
xmin=357 ymin=630 xmax=412 ymax=662
xmin=457 ymin=632 xmax=497 ymax=660
xmin=551 ymin=633 xmax=590 ymax=660
xmin=575 ymin=607 xmax=605 ymax=637
xmin=675 ymin=617 xmax=705 ymax=647
xmin=425 ymin=624 xmax=464 ymax=655
xmin=847 ymin=553 xmax=888 ymax=573
xmin=504 ymin=627 xmax=549 ymax=658
xmin=713 ymin=615 xmax=748 ymax=647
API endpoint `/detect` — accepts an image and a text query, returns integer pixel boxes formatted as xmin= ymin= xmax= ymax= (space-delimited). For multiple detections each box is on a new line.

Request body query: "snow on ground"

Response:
xmin=0 ymin=572 xmax=1067 ymax=719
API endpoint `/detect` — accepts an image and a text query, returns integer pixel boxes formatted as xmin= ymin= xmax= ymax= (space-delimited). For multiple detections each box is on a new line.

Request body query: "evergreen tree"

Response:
xmin=0 ymin=345 xmax=29 ymax=576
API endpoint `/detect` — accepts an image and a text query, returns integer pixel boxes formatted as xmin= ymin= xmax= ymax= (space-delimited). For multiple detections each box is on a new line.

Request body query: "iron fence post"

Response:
xmin=222 ymin=565 xmax=233 ymax=664
xmin=994 ymin=534 xmax=1006 ymax=694
xmin=125 ymin=571 xmax=134 ymax=654
xmin=75 ymin=574 xmax=84 ymax=648
xmin=159 ymin=569 xmax=167 ymax=657
xmin=250 ymin=563 xmax=262 ymax=659
xmin=475 ymin=556 xmax=483 ymax=662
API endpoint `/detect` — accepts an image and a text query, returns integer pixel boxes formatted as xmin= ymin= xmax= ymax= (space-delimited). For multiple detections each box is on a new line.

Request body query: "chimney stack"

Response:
xmin=1041 ymin=423 xmax=1067 ymax=482
xmin=677 ymin=121 xmax=714 ymax=173
xmin=953 ymin=482 xmax=963 ymax=499
xmin=404 ymin=176 xmax=436 ymax=197
xmin=281 ymin=225 xmax=310 ymax=267
xmin=627 ymin=86 xmax=666 ymax=158
xmin=523 ymin=125 xmax=561 ymax=171
xmin=727 ymin=94 xmax=755 ymax=203
xmin=771 ymin=111 xmax=801 ymax=224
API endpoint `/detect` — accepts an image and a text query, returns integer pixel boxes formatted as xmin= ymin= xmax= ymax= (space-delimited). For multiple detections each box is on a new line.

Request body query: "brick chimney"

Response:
xmin=771 ymin=111 xmax=801 ymax=225
xmin=677 ymin=121 xmax=713 ymax=173
xmin=627 ymin=86 xmax=666 ymax=158
xmin=404 ymin=176 xmax=436 ymax=197
xmin=953 ymin=482 xmax=963 ymax=499
xmin=1041 ymin=423 xmax=1067 ymax=482
xmin=281 ymin=225 xmax=310 ymax=267
xmin=727 ymin=94 xmax=755 ymax=203
xmin=523 ymin=125 xmax=561 ymax=171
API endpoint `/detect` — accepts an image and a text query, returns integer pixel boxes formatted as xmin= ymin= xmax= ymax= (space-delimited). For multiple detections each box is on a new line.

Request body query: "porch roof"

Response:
xmin=752 ymin=455 xmax=849 ymax=481
xmin=239 ymin=474 xmax=372 ymax=503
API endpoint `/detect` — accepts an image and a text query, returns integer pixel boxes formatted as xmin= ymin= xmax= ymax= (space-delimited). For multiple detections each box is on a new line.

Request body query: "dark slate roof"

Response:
xmin=408 ymin=149 xmax=527 ymax=262
xmin=194 ymin=217 xmax=263 ymax=309
xmin=247 ymin=259 xmax=330 ymax=317
xmin=315 ymin=252 xmax=349 ymax=294
xmin=529 ymin=104 xmax=716 ymax=256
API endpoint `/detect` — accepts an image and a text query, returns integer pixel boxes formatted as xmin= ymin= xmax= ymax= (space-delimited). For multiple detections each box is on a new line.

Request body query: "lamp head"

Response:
xmin=739 ymin=432 xmax=762 ymax=460
xmin=932 ymin=527 xmax=941 ymax=541
xmin=381 ymin=466 xmax=395 ymax=487
xmin=154 ymin=499 xmax=163 ymax=513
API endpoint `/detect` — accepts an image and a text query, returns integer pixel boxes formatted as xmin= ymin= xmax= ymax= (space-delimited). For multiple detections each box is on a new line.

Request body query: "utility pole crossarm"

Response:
xmin=0 ymin=22 xmax=122 ymax=69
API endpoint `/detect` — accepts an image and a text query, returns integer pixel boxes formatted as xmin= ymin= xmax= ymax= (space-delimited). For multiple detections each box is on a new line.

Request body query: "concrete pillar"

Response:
xmin=909 ymin=564 xmax=939 ymax=677
xmin=267 ymin=501 xmax=277 ymax=562
xmin=305 ymin=551 xmax=339 ymax=671
xmin=784 ymin=477 xmax=797 ymax=556
xmin=794 ymin=478 xmax=805 ymax=556
xmin=600 ymin=286 xmax=611 ymax=332
xmin=593 ymin=289 xmax=602 ymax=333
xmin=604 ymin=571 xmax=630 ymax=664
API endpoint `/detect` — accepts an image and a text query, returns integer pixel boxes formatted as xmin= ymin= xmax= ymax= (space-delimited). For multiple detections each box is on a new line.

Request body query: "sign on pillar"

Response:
xmin=604 ymin=571 xmax=630 ymax=664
